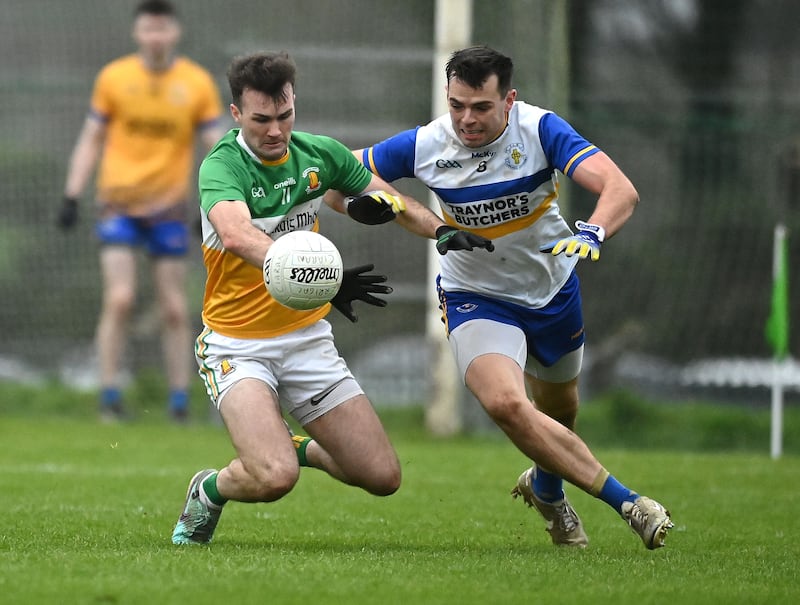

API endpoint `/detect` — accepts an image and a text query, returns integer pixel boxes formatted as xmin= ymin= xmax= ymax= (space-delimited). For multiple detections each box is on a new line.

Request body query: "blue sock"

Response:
xmin=598 ymin=474 xmax=639 ymax=512
xmin=100 ymin=387 xmax=122 ymax=408
xmin=532 ymin=466 xmax=564 ymax=503
xmin=169 ymin=389 xmax=189 ymax=412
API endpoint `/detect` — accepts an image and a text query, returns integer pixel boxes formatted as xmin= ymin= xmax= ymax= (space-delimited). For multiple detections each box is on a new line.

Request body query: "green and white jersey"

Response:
xmin=198 ymin=129 xmax=371 ymax=339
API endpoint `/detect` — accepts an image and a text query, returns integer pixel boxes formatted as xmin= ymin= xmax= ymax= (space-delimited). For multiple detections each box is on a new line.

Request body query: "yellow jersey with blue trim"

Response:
xmin=89 ymin=54 xmax=223 ymax=215
xmin=198 ymin=129 xmax=373 ymax=339
xmin=361 ymin=102 xmax=601 ymax=308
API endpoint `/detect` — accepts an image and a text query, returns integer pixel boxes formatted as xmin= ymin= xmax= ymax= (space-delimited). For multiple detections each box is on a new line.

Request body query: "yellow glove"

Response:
xmin=540 ymin=221 xmax=605 ymax=261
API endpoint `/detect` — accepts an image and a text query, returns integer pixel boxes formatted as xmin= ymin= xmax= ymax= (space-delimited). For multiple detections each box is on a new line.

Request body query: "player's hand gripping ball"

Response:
xmin=263 ymin=231 xmax=343 ymax=310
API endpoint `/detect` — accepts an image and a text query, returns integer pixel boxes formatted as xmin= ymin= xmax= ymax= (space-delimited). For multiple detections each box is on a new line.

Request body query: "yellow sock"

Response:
xmin=590 ymin=467 xmax=610 ymax=497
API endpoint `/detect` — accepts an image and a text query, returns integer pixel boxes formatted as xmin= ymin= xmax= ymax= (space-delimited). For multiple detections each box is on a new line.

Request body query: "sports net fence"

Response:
xmin=2 ymin=0 xmax=799 ymax=407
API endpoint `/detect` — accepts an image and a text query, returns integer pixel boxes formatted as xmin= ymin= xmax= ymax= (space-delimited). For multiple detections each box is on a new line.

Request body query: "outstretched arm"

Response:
xmin=324 ymin=174 xmax=444 ymax=239
xmin=324 ymin=149 xmax=493 ymax=254
xmin=209 ymin=198 xmax=392 ymax=323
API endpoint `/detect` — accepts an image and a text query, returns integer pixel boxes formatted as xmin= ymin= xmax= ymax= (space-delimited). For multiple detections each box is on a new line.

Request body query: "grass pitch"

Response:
xmin=1 ymin=415 xmax=798 ymax=605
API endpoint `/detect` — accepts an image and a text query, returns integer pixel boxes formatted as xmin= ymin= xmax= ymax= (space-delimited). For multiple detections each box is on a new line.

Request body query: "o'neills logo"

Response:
xmin=289 ymin=266 xmax=341 ymax=283
xmin=303 ymin=166 xmax=321 ymax=193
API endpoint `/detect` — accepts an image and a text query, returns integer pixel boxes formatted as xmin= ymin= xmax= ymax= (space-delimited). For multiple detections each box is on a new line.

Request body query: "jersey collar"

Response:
xmin=235 ymin=130 xmax=290 ymax=165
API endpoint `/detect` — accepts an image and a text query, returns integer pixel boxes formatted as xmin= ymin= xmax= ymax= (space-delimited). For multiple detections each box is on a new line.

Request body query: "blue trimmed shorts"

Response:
xmin=438 ymin=271 xmax=585 ymax=381
xmin=95 ymin=213 xmax=189 ymax=256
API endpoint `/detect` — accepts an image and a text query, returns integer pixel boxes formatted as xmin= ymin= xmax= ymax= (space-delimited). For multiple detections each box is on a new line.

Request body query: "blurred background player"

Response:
xmin=350 ymin=46 xmax=673 ymax=549
xmin=57 ymin=0 xmax=225 ymax=422
xmin=171 ymin=51 xmax=490 ymax=545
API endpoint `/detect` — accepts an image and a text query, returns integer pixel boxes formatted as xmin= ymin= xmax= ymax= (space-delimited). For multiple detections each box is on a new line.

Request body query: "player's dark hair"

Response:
xmin=445 ymin=46 xmax=514 ymax=94
xmin=134 ymin=0 xmax=177 ymax=18
xmin=227 ymin=51 xmax=296 ymax=108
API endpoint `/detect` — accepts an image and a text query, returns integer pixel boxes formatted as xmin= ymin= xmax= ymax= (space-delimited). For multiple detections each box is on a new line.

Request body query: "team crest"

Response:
xmin=303 ymin=167 xmax=322 ymax=193
xmin=219 ymin=359 xmax=236 ymax=376
xmin=456 ymin=303 xmax=479 ymax=314
xmin=504 ymin=143 xmax=527 ymax=169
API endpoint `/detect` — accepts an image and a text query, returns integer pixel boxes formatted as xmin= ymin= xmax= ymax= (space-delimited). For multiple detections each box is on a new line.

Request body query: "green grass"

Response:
xmin=1 ymin=414 xmax=798 ymax=605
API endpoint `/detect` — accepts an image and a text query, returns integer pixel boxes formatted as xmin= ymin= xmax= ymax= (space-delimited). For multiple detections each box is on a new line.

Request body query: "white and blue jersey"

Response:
xmin=361 ymin=101 xmax=600 ymax=309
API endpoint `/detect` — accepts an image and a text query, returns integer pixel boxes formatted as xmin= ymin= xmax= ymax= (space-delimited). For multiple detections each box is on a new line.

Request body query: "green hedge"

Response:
xmin=2 ymin=377 xmax=797 ymax=455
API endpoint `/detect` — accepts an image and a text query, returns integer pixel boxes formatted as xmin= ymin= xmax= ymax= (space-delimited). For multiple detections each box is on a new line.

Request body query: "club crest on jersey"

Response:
xmin=504 ymin=143 xmax=527 ymax=169
xmin=456 ymin=303 xmax=479 ymax=314
xmin=219 ymin=359 xmax=236 ymax=376
xmin=303 ymin=166 xmax=322 ymax=193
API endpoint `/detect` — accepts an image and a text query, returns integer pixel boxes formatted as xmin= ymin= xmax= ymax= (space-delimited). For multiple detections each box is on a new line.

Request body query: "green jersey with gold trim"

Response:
xmin=198 ymin=129 xmax=372 ymax=339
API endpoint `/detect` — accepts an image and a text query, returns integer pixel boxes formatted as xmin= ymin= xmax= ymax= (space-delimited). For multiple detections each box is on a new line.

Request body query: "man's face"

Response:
xmin=132 ymin=13 xmax=181 ymax=63
xmin=447 ymin=74 xmax=516 ymax=148
xmin=230 ymin=84 xmax=296 ymax=162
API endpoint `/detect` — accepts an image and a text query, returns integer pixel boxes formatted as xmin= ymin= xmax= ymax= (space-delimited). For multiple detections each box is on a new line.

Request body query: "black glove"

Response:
xmin=435 ymin=225 xmax=494 ymax=255
xmin=331 ymin=264 xmax=392 ymax=323
xmin=344 ymin=191 xmax=406 ymax=225
xmin=57 ymin=197 xmax=79 ymax=230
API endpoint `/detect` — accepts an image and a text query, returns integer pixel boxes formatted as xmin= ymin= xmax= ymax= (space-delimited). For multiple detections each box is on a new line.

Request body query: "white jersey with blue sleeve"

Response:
xmin=361 ymin=101 xmax=600 ymax=308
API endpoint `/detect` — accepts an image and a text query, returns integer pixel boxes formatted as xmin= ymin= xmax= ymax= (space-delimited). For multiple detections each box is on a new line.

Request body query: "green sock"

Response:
xmin=292 ymin=435 xmax=312 ymax=467
xmin=202 ymin=472 xmax=228 ymax=506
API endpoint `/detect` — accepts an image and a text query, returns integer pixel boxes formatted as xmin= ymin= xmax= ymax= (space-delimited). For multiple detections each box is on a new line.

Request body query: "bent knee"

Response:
xmin=482 ymin=392 xmax=530 ymax=424
xmin=248 ymin=462 xmax=300 ymax=502
xmin=362 ymin=462 xmax=402 ymax=497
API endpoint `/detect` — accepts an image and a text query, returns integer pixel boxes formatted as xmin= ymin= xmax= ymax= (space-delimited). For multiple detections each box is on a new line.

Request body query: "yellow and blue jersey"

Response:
xmin=362 ymin=102 xmax=600 ymax=308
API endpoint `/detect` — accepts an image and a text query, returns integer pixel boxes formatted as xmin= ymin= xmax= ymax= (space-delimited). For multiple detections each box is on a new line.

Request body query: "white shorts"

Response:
xmin=449 ymin=319 xmax=584 ymax=384
xmin=195 ymin=320 xmax=363 ymax=425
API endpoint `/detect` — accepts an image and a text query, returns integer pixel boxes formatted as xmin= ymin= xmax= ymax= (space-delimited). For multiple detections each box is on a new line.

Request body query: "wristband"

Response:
xmin=575 ymin=220 xmax=605 ymax=243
